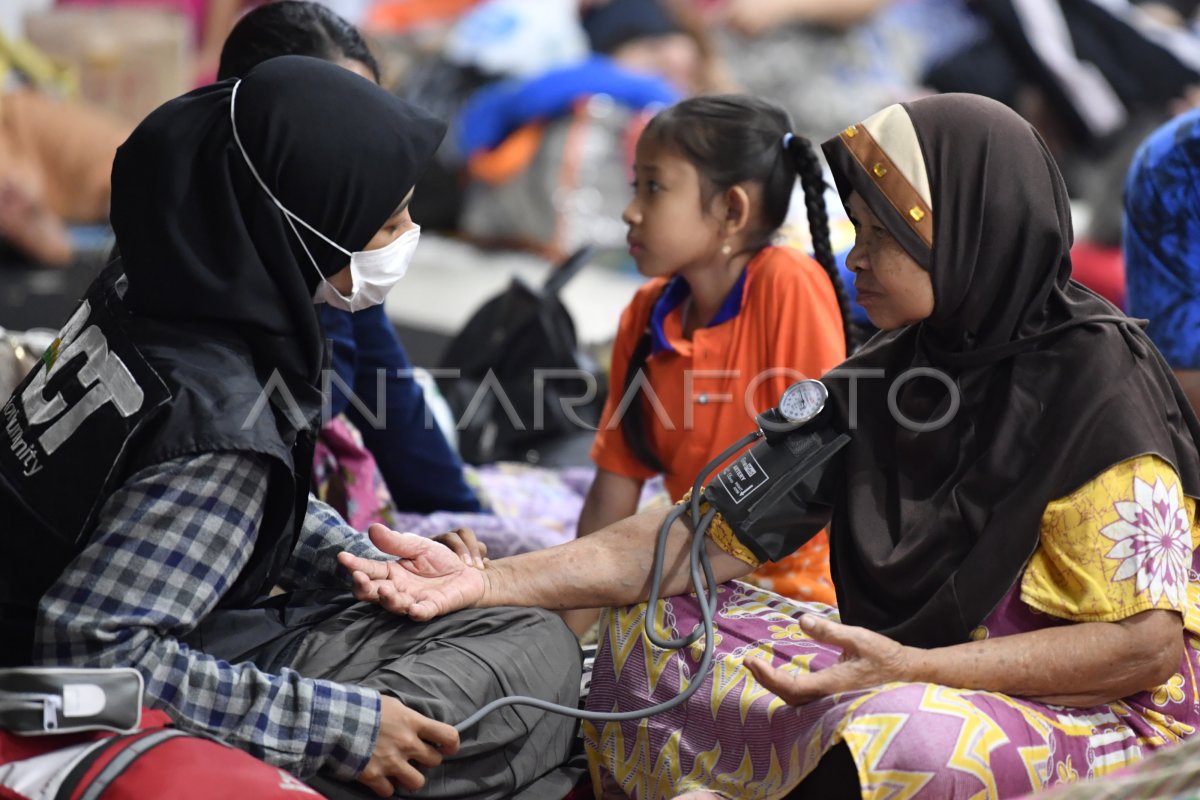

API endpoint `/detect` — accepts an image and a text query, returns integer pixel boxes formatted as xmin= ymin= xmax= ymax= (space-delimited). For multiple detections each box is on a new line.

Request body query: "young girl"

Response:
xmin=570 ymin=94 xmax=854 ymax=633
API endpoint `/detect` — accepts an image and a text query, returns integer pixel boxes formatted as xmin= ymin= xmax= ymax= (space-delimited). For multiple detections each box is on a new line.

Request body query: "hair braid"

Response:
xmin=786 ymin=136 xmax=858 ymax=354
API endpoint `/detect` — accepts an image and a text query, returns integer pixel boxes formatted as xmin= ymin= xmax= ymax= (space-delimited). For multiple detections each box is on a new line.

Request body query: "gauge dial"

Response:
xmin=778 ymin=380 xmax=828 ymax=425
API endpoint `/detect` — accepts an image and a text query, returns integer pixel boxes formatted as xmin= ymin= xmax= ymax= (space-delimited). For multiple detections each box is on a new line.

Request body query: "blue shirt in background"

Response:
xmin=1124 ymin=109 xmax=1200 ymax=370
xmin=319 ymin=304 xmax=483 ymax=513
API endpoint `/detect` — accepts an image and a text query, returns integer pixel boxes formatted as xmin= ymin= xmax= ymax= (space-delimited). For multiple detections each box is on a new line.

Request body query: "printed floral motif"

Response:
xmin=767 ymin=623 xmax=806 ymax=641
xmin=1056 ymin=755 xmax=1079 ymax=784
xmin=1102 ymin=476 xmax=1192 ymax=607
xmin=688 ymin=632 xmax=723 ymax=660
xmin=1152 ymin=674 xmax=1187 ymax=707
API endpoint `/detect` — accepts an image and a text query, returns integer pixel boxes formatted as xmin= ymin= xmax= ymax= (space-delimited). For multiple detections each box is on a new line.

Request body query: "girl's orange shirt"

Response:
xmin=591 ymin=245 xmax=847 ymax=501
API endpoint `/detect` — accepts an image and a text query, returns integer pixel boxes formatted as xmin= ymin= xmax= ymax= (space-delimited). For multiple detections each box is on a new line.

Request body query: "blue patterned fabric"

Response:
xmin=1124 ymin=109 xmax=1200 ymax=370
xmin=456 ymin=55 xmax=679 ymax=156
xmin=34 ymin=451 xmax=382 ymax=780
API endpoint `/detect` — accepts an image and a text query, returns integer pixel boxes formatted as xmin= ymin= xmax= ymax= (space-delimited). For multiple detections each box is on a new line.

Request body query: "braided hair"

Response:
xmin=619 ymin=95 xmax=856 ymax=472
xmin=783 ymin=134 xmax=858 ymax=356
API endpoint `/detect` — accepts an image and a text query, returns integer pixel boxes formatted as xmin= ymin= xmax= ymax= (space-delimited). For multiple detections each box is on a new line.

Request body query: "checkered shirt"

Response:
xmin=34 ymin=450 xmax=386 ymax=780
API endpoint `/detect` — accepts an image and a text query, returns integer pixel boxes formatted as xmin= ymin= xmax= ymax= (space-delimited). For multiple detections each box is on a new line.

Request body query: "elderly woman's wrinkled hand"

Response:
xmin=429 ymin=527 xmax=488 ymax=568
xmin=338 ymin=524 xmax=486 ymax=621
xmin=745 ymin=614 xmax=914 ymax=704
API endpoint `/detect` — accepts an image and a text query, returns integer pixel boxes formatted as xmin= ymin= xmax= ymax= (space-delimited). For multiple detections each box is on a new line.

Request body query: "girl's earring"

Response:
xmin=721 ymin=242 xmax=732 ymax=257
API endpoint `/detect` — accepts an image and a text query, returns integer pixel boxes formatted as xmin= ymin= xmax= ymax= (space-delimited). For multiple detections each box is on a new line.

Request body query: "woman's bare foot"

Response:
xmin=0 ymin=179 xmax=72 ymax=267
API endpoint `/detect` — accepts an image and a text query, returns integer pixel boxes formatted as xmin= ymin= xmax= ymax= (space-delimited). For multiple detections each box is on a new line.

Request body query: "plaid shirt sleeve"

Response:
xmin=277 ymin=496 xmax=388 ymax=592
xmin=34 ymin=451 xmax=381 ymax=781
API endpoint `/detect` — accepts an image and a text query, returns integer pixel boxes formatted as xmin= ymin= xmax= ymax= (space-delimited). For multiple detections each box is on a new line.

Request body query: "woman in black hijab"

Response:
xmin=0 ymin=55 xmax=582 ymax=799
xmin=337 ymin=93 xmax=1200 ymax=797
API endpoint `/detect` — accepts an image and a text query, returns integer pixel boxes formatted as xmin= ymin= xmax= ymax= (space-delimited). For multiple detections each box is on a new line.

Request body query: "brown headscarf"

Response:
xmin=819 ymin=93 xmax=1200 ymax=648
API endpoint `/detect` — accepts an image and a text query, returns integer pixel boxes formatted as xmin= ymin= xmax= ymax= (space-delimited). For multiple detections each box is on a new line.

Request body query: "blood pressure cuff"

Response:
xmin=0 ymin=667 xmax=143 ymax=735
xmin=702 ymin=423 xmax=849 ymax=564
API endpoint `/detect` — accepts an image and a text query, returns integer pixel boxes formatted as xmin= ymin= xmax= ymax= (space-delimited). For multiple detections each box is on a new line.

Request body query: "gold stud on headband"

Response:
xmin=909 ymin=207 xmax=926 ymax=222
xmin=872 ymin=162 xmax=888 ymax=178
xmin=843 ymin=125 xmax=858 ymax=138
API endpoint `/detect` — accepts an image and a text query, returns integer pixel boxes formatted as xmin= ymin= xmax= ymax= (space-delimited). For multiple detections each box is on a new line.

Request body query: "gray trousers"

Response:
xmin=288 ymin=602 xmax=583 ymax=800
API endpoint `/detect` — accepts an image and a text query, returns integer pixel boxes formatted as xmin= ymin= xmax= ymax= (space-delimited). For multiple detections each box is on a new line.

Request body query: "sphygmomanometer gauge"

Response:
xmin=778 ymin=379 xmax=828 ymax=426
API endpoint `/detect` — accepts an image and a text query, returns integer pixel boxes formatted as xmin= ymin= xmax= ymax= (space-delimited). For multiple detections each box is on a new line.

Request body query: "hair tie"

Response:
xmin=782 ymin=132 xmax=795 ymax=150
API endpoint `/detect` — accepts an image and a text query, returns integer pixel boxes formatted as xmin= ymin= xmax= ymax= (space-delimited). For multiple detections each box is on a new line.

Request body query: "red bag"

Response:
xmin=0 ymin=709 xmax=325 ymax=800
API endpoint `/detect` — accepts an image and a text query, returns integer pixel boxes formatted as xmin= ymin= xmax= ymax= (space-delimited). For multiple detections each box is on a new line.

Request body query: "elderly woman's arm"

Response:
xmin=747 ymin=609 xmax=1183 ymax=709
xmin=340 ymin=507 xmax=760 ymax=621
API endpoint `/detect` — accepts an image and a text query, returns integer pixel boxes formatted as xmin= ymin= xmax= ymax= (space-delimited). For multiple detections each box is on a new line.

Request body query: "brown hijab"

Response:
xmin=819 ymin=93 xmax=1200 ymax=648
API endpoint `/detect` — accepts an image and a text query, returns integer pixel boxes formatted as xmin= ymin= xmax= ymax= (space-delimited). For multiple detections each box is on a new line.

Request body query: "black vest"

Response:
xmin=0 ymin=265 xmax=316 ymax=667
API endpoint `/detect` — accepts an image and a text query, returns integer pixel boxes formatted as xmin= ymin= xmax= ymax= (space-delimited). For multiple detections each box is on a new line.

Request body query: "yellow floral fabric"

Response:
xmin=677 ymin=490 xmax=762 ymax=569
xmin=1022 ymin=454 xmax=1200 ymax=626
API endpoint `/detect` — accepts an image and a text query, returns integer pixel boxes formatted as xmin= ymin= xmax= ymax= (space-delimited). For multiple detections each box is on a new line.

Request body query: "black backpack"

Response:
xmin=437 ymin=246 xmax=607 ymax=465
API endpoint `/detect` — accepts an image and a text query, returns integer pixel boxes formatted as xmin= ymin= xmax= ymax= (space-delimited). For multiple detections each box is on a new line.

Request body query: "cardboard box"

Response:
xmin=23 ymin=7 xmax=190 ymax=124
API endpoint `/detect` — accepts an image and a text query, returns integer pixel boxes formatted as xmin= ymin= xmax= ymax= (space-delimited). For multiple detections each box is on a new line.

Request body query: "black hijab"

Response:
xmin=819 ymin=93 xmax=1200 ymax=648
xmin=109 ymin=55 xmax=446 ymax=407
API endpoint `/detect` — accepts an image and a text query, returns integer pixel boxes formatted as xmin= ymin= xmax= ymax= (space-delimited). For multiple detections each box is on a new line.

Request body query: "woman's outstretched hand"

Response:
xmin=338 ymin=524 xmax=487 ymax=621
xmin=745 ymin=614 xmax=914 ymax=704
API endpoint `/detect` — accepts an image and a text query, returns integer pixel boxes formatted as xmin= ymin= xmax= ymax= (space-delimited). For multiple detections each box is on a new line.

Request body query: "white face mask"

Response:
xmin=313 ymin=224 xmax=420 ymax=312
xmin=229 ymin=79 xmax=419 ymax=313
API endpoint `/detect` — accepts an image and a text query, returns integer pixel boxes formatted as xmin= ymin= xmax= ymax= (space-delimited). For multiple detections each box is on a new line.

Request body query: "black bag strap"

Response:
xmin=541 ymin=245 xmax=594 ymax=299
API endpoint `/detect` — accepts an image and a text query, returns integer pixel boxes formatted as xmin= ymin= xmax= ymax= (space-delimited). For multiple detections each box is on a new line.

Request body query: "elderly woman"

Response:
xmin=339 ymin=93 xmax=1200 ymax=798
